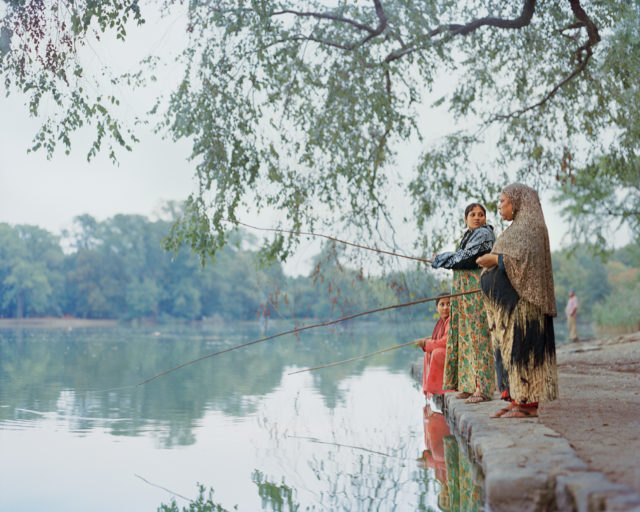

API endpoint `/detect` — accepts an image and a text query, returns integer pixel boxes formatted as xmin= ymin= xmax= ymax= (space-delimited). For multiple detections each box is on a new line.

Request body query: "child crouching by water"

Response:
xmin=415 ymin=292 xmax=453 ymax=405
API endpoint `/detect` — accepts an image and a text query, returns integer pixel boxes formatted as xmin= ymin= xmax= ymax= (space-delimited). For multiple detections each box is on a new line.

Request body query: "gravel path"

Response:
xmin=539 ymin=332 xmax=640 ymax=497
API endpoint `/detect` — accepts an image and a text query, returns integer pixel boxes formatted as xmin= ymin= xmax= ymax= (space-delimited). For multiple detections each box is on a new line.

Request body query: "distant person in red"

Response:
xmin=415 ymin=293 xmax=454 ymax=401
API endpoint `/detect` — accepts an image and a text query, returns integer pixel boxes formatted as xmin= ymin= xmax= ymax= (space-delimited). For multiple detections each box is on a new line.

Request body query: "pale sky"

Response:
xmin=1 ymin=4 xmax=196 ymax=234
xmin=0 ymin=5 xmax=624 ymax=276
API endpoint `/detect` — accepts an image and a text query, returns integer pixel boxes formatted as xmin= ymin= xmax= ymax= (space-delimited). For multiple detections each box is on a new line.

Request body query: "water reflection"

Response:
xmin=153 ymin=405 xmax=484 ymax=512
xmin=418 ymin=404 xmax=484 ymax=512
xmin=0 ymin=323 xmax=427 ymax=445
xmin=0 ymin=322 xmax=486 ymax=511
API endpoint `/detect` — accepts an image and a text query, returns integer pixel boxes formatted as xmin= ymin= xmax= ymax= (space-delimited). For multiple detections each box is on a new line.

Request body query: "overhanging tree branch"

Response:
xmin=283 ymin=34 xmax=354 ymax=51
xmin=271 ymin=0 xmax=387 ymax=52
xmin=491 ymin=0 xmax=601 ymax=121
xmin=5 ymin=0 xmax=636 ymax=262
xmin=385 ymin=0 xmax=536 ymax=63
xmin=448 ymin=0 xmax=536 ymax=35
xmin=569 ymin=0 xmax=601 ymax=61
xmin=559 ymin=21 xmax=586 ymax=40
xmin=271 ymin=8 xmax=377 ymax=34
xmin=358 ymin=0 xmax=388 ymax=46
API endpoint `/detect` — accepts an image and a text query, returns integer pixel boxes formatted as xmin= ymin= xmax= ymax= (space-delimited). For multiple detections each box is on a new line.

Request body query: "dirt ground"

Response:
xmin=538 ymin=331 xmax=640 ymax=494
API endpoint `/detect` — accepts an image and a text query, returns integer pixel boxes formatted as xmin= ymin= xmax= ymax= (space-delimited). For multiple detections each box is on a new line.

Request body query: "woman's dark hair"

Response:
xmin=435 ymin=292 xmax=450 ymax=306
xmin=464 ymin=202 xmax=487 ymax=219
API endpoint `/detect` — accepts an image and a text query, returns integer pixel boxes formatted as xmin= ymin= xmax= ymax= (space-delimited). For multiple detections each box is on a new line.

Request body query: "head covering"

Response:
xmin=491 ymin=183 xmax=557 ymax=316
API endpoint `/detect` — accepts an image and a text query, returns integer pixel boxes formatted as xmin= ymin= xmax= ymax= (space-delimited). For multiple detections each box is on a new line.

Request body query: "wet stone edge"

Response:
xmin=442 ymin=393 xmax=640 ymax=512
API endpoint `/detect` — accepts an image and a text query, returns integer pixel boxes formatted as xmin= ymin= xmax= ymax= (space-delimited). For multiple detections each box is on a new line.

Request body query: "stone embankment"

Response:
xmin=413 ymin=331 xmax=640 ymax=511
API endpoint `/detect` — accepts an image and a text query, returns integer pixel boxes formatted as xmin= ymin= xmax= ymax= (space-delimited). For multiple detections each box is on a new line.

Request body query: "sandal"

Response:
xmin=500 ymin=407 xmax=538 ymax=419
xmin=490 ymin=406 xmax=515 ymax=418
xmin=465 ymin=393 xmax=489 ymax=404
xmin=455 ymin=392 xmax=471 ymax=399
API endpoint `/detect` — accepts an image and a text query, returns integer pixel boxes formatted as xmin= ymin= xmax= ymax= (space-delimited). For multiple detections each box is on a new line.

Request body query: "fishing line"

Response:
xmin=136 ymin=289 xmax=480 ymax=387
xmin=134 ymin=473 xmax=193 ymax=503
xmin=223 ymin=218 xmax=431 ymax=263
xmin=286 ymin=435 xmax=400 ymax=458
xmin=288 ymin=339 xmax=421 ymax=375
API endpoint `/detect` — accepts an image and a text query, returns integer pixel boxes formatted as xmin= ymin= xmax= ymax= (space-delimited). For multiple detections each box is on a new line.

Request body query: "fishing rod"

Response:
xmin=136 ymin=289 xmax=480 ymax=387
xmin=288 ymin=339 xmax=421 ymax=375
xmin=223 ymin=218 xmax=431 ymax=264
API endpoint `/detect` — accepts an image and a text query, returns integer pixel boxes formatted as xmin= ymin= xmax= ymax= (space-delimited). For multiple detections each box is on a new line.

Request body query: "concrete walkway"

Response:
xmin=415 ymin=331 xmax=640 ymax=511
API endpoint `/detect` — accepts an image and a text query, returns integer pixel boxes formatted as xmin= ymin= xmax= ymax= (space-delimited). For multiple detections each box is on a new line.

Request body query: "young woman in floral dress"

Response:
xmin=431 ymin=203 xmax=496 ymax=403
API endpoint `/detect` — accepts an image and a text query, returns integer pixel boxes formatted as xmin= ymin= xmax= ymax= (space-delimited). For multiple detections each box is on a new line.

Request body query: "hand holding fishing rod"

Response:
xmin=413 ymin=336 xmax=432 ymax=350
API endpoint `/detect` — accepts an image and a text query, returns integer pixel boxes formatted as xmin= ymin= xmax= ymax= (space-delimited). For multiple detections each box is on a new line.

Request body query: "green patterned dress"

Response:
xmin=444 ymin=435 xmax=483 ymax=511
xmin=432 ymin=226 xmax=496 ymax=397
xmin=443 ymin=269 xmax=495 ymax=396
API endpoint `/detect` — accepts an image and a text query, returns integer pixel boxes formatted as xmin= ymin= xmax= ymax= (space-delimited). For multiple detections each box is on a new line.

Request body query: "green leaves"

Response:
xmin=3 ymin=0 xmax=639 ymax=262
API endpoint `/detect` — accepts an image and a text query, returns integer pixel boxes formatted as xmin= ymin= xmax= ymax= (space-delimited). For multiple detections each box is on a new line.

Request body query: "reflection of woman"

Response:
xmin=415 ymin=293 xmax=452 ymax=399
xmin=443 ymin=435 xmax=481 ymax=511
xmin=431 ymin=204 xmax=495 ymax=403
xmin=419 ymin=405 xmax=451 ymax=511
xmin=477 ymin=183 xmax=559 ymax=418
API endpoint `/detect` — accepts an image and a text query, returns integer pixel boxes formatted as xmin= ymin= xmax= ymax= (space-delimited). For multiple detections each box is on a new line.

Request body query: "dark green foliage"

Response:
xmin=592 ymin=284 xmax=640 ymax=332
xmin=0 ymin=211 xmax=441 ymax=321
xmin=252 ymin=471 xmax=299 ymax=512
xmin=157 ymin=484 xmax=236 ymax=512
xmin=0 ymin=224 xmax=64 ymax=318
xmin=592 ymin=255 xmax=640 ymax=331
xmin=611 ymin=242 xmax=640 ymax=268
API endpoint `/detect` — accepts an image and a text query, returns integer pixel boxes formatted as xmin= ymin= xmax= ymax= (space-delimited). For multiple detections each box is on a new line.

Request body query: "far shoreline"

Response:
xmin=0 ymin=317 xmax=119 ymax=329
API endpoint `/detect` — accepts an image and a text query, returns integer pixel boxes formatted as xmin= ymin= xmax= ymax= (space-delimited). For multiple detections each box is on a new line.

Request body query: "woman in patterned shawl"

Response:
xmin=477 ymin=183 xmax=558 ymax=418
xmin=431 ymin=203 xmax=496 ymax=403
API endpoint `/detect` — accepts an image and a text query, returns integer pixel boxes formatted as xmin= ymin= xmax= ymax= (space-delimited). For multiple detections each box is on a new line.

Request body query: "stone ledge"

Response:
xmin=444 ymin=394 xmax=640 ymax=512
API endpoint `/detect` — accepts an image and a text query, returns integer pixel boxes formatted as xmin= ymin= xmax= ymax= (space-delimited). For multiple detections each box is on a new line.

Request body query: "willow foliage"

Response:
xmin=1 ymin=1 xmax=638 ymax=261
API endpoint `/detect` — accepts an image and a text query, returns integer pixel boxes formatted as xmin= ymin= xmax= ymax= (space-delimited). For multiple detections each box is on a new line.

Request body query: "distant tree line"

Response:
xmin=0 ymin=211 xmax=442 ymax=322
xmin=0 ymin=211 xmax=637 ymax=330
xmin=553 ymin=243 xmax=640 ymax=333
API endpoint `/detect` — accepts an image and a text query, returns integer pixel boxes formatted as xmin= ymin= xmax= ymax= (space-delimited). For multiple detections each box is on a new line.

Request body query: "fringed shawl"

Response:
xmin=491 ymin=183 xmax=557 ymax=317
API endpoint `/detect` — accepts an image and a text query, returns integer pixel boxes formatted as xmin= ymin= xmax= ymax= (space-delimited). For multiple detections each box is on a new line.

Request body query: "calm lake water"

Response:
xmin=0 ymin=320 xmax=484 ymax=511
